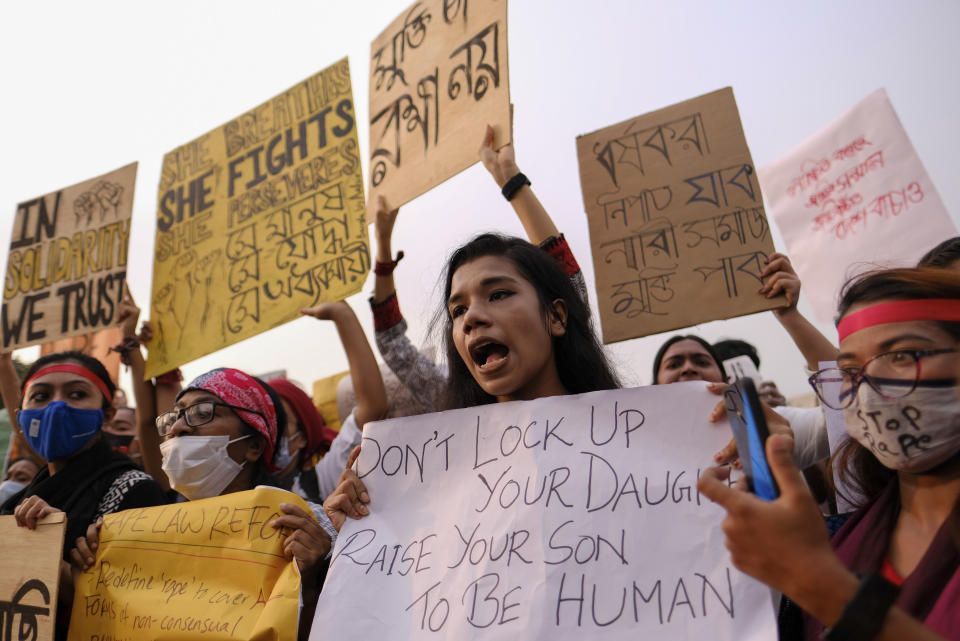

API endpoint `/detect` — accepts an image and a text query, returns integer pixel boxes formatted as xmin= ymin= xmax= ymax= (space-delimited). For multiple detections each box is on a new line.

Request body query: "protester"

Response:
xmin=369 ymin=125 xmax=590 ymax=412
xmin=0 ymin=456 xmax=41 ymax=504
xmin=652 ymin=334 xmax=726 ymax=384
xmin=700 ymin=267 xmax=960 ymax=640
xmin=326 ymin=227 xmax=620 ymax=525
xmin=270 ymin=300 xmax=387 ymax=503
xmin=101 ymin=406 xmax=137 ymax=455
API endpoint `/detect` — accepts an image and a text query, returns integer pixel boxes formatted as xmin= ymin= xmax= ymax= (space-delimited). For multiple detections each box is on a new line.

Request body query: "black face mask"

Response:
xmin=103 ymin=432 xmax=135 ymax=453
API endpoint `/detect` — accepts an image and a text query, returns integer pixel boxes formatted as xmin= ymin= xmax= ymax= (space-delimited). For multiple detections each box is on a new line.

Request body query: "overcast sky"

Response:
xmin=1 ymin=0 xmax=958 ymax=401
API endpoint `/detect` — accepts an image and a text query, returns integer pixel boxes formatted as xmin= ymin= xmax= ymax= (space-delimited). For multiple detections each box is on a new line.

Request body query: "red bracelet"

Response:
xmin=374 ymin=250 xmax=404 ymax=276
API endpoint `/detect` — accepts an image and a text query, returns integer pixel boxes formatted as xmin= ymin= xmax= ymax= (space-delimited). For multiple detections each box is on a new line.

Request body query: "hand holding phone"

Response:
xmin=723 ymin=378 xmax=779 ymax=501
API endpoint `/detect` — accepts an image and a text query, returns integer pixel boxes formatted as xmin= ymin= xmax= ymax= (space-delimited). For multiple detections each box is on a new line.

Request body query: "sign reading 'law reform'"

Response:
xmin=313 ymin=384 xmax=777 ymax=640
xmin=2 ymin=163 xmax=137 ymax=352
xmin=577 ymin=88 xmax=784 ymax=344
xmin=146 ymin=58 xmax=368 ymax=378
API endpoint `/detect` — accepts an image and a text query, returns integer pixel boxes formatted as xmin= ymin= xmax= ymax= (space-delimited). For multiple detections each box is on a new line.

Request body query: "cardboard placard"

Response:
xmin=68 ymin=488 xmax=307 ymax=641
xmin=313 ymin=384 xmax=777 ymax=640
xmin=0 ymin=512 xmax=67 ymax=641
xmin=2 ymin=163 xmax=137 ymax=352
xmin=368 ymin=0 xmax=511 ymax=212
xmin=577 ymin=88 xmax=784 ymax=344
xmin=145 ymin=58 xmax=368 ymax=378
xmin=758 ymin=89 xmax=957 ymax=323
xmin=40 ymin=325 xmax=124 ymax=384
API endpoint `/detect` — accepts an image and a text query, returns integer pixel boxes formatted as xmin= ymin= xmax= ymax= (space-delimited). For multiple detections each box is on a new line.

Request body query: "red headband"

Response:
xmin=24 ymin=363 xmax=112 ymax=400
xmin=837 ymin=299 xmax=960 ymax=341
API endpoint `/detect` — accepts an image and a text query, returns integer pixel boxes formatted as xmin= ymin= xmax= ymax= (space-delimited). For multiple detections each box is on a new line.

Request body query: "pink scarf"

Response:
xmin=804 ymin=479 xmax=960 ymax=639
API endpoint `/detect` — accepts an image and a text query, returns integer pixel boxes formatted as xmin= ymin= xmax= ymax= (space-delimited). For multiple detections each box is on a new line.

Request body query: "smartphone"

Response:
xmin=723 ymin=377 xmax=779 ymax=501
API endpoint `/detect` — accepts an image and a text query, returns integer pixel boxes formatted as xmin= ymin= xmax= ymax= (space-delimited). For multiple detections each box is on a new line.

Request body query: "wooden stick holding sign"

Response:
xmin=0 ymin=512 xmax=66 ymax=641
xmin=367 ymin=0 xmax=511 ymax=214
xmin=2 ymin=163 xmax=137 ymax=352
xmin=576 ymin=88 xmax=785 ymax=344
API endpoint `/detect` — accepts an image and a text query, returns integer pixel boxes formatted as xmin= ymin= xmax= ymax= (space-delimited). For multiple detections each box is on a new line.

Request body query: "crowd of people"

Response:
xmin=2 ymin=126 xmax=959 ymax=641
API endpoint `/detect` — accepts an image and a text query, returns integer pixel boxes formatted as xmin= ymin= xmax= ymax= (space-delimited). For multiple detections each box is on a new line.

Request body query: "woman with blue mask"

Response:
xmin=0 ymin=351 xmax=167 ymax=640
xmin=1 ymin=351 xmax=166 ymax=547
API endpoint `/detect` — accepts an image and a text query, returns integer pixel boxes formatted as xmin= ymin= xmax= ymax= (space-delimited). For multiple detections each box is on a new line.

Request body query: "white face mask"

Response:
xmin=274 ymin=435 xmax=296 ymax=470
xmin=844 ymin=383 xmax=960 ymax=473
xmin=160 ymin=435 xmax=250 ymax=500
xmin=0 ymin=480 xmax=26 ymax=505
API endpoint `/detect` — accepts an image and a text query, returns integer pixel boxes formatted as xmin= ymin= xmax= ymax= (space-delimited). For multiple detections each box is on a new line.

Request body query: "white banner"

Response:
xmin=759 ymin=88 xmax=956 ymax=323
xmin=313 ymin=383 xmax=777 ymax=640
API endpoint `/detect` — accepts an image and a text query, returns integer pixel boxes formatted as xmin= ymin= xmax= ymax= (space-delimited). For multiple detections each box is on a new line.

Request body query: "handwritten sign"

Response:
xmin=2 ymin=163 xmax=136 ymax=352
xmin=68 ymin=487 xmax=307 ymax=641
xmin=145 ymin=58 xmax=368 ymax=378
xmin=577 ymin=88 xmax=784 ymax=344
xmin=1 ymin=512 xmax=66 ymax=641
xmin=367 ymin=0 xmax=511 ymax=213
xmin=758 ymin=89 xmax=956 ymax=323
xmin=312 ymin=384 xmax=777 ymax=640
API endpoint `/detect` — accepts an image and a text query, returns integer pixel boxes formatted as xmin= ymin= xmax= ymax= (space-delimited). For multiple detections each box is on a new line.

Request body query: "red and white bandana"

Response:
xmin=179 ymin=368 xmax=279 ymax=466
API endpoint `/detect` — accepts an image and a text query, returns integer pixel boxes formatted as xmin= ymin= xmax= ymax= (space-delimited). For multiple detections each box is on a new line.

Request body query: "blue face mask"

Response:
xmin=18 ymin=401 xmax=104 ymax=461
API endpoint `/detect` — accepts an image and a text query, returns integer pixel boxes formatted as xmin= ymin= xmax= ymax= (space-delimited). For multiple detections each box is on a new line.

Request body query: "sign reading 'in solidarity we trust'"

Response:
xmin=146 ymin=58 xmax=368 ymax=378
xmin=2 ymin=163 xmax=137 ymax=352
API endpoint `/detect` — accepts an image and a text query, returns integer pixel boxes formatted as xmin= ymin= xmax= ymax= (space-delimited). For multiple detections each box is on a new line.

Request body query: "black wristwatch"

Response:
xmin=822 ymin=573 xmax=900 ymax=641
xmin=501 ymin=172 xmax=531 ymax=201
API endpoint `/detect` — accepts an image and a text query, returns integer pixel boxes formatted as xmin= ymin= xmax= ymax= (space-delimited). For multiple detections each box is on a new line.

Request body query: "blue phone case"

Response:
xmin=724 ymin=378 xmax=779 ymax=501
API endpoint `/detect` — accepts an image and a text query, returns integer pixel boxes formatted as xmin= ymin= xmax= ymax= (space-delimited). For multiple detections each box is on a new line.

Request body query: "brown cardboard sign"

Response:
xmin=577 ymin=88 xmax=785 ymax=343
xmin=368 ymin=0 xmax=511 ymax=212
xmin=2 ymin=163 xmax=137 ymax=352
xmin=0 ymin=512 xmax=66 ymax=641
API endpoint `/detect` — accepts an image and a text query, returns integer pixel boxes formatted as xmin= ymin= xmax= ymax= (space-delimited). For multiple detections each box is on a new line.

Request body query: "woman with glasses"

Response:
xmin=700 ymin=267 xmax=960 ymax=641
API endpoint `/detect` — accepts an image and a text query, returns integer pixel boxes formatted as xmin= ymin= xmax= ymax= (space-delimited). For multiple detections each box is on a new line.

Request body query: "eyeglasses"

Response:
xmin=156 ymin=401 xmax=265 ymax=437
xmin=808 ymin=348 xmax=958 ymax=410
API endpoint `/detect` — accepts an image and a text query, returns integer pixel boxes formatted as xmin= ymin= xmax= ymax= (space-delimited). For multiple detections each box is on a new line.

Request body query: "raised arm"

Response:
xmin=760 ymin=252 xmax=838 ymax=370
xmin=368 ymin=196 xmax=448 ymax=412
xmin=302 ymin=301 xmax=385 ymax=430
xmin=116 ymin=295 xmax=170 ymax=491
xmin=0 ymin=352 xmax=43 ymax=466
xmin=478 ymin=124 xmax=559 ymax=244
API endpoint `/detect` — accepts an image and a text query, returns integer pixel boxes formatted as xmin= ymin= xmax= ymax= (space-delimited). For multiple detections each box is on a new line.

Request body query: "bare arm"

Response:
xmin=302 ymin=302 xmax=386 ymax=430
xmin=118 ymin=298 xmax=170 ymax=491
xmin=372 ymin=195 xmax=400 ymax=305
xmin=478 ymin=124 xmax=559 ymax=244
xmin=0 ymin=352 xmax=43 ymax=464
xmin=760 ymin=252 xmax=838 ymax=370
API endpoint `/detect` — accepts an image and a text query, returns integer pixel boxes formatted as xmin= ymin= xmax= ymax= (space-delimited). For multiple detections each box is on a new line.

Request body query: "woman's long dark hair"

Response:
xmin=831 ymin=267 xmax=960 ymax=508
xmin=437 ymin=233 xmax=620 ymax=409
xmin=21 ymin=350 xmax=116 ymax=410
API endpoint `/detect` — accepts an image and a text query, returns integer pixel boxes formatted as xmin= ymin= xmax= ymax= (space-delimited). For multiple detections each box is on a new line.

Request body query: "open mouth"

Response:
xmin=470 ymin=339 xmax=510 ymax=370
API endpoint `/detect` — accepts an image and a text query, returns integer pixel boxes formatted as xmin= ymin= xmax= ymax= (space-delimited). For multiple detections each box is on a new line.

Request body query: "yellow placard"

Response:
xmin=145 ymin=58 xmax=368 ymax=378
xmin=68 ymin=487 xmax=308 ymax=641
xmin=312 ymin=370 xmax=349 ymax=432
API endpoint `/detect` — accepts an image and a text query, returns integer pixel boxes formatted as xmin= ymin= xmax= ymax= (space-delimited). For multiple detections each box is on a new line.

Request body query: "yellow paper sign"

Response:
xmin=146 ymin=58 xmax=368 ymax=378
xmin=0 ymin=512 xmax=66 ymax=641
xmin=312 ymin=370 xmax=348 ymax=432
xmin=68 ymin=488 xmax=308 ymax=641
xmin=2 ymin=163 xmax=137 ymax=352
